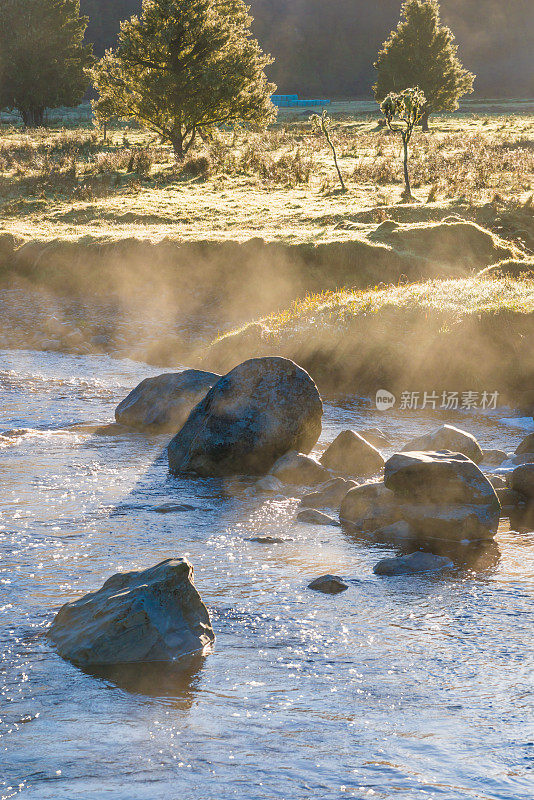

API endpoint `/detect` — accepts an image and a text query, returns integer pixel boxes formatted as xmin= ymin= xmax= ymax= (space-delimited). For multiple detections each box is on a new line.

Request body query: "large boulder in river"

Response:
xmin=115 ymin=370 xmax=220 ymax=433
xmin=385 ymin=451 xmax=498 ymax=506
xmin=342 ymin=451 xmax=500 ymax=542
xmin=401 ymin=425 xmax=483 ymax=464
xmin=48 ymin=558 xmax=214 ymax=666
xmin=320 ymin=430 xmax=384 ymax=477
xmin=168 ymin=357 xmax=322 ymax=476
xmin=384 ymin=450 xmax=500 ymax=541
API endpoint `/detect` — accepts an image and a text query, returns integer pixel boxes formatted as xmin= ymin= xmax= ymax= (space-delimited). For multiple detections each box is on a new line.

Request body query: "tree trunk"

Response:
xmin=421 ymin=111 xmax=430 ymax=132
xmin=171 ymin=130 xmax=185 ymax=160
xmin=402 ymin=135 xmax=412 ymax=200
xmin=21 ymin=107 xmax=45 ymax=127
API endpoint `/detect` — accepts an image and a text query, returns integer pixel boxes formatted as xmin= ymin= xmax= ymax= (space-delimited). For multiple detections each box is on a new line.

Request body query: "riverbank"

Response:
xmin=204 ymin=275 xmax=534 ymax=410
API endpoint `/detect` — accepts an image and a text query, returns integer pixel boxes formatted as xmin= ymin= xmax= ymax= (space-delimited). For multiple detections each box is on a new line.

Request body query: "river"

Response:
xmin=1 ymin=348 xmax=533 ymax=800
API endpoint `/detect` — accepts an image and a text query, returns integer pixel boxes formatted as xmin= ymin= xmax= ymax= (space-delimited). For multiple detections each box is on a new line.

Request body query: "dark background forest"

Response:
xmin=81 ymin=0 xmax=533 ymax=98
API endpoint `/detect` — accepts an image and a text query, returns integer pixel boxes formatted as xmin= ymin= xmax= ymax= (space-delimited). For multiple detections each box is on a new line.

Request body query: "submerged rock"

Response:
xmin=401 ymin=425 xmax=483 ymax=464
xmin=153 ymin=503 xmax=196 ymax=514
xmin=48 ymin=558 xmax=214 ymax=666
xmin=373 ymin=551 xmax=453 ymax=576
xmin=320 ymin=430 xmax=384 ymax=478
xmin=255 ymin=475 xmax=285 ymax=493
xmin=300 ymin=477 xmax=356 ymax=509
xmin=297 ymin=509 xmax=340 ymax=526
xmin=168 ymin=357 xmax=322 ymax=477
xmin=270 ymin=451 xmax=329 ymax=485
xmin=115 ymin=370 xmax=220 ymax=433
xmin=308 ymin=575 xmax=349 ymax=594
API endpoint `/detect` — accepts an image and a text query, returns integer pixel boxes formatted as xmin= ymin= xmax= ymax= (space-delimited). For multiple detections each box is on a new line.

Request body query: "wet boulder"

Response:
xmin=320 ymin=430 xmax=384 ymax=478
xmin=300 ymin=477 xmax=356 ymax=510
xmin=374 ymin=551 xmax=453 ymax=577
xmin=115 ymin=370 xmax=220 ymax=433
xmin=511 ymin=464 xmax=534 ymax=499
xmin=480 ymin=449 xmax=508 ymax=467
xmin=168 ymin=357 xmax=322 ymax=477
xmin=516 ymin=433 xmax=534 ymax=456
xmin=340 ymin=481 xmax=398 ymax=530
xmin=270 ymin=451 xmax=329 ymax=485
xmin=358 ymin=428 xmax=393 ymax=448
xmin=401 ymin=425 xmax=483 ymax=464
xmin=384 ymin=451 xmax=500 ymax=541
xmin=48 ymin=558 xmax=214 ymax=666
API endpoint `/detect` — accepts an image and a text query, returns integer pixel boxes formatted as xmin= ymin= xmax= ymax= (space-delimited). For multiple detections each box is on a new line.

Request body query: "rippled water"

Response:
xmin=1 ymin=349 xmax=533 ymax=800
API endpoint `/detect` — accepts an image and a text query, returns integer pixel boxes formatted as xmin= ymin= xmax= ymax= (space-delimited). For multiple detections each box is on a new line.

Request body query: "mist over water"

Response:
xmin=1 ymin=348 xmax=533 ymax=800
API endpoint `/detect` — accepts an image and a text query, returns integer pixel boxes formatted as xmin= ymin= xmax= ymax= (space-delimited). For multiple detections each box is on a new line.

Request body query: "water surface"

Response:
xmin=1 ymin=350 xmax=533 ymax=800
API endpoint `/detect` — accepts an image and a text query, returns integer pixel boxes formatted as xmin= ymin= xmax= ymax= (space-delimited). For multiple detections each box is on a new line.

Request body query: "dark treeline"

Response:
xmin=81 ymin=0 xmax=534 ymax=98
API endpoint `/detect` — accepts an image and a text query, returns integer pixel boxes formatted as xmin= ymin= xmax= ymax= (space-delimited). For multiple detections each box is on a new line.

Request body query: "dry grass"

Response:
xmin=206 ymin=275 xmax=534 ymax=400
xmin=0 ymin=102 xmax=533 ymax=243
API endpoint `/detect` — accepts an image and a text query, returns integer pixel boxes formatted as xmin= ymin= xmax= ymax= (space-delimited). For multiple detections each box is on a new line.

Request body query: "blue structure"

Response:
xmin=271 ymin=94 xmax=331 ymax=108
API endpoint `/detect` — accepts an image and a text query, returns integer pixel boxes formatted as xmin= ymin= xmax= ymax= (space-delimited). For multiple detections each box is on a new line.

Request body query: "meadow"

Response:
xmin=0 ymin=100 xmax=533 ymax=244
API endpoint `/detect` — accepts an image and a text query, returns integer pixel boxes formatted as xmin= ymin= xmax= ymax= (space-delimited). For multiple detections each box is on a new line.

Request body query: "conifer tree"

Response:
xmin=0 ymin=0 xmax=93 ymax=127
xmin=92 ymin=0 xmax=276 ymax=158
xmin=373 ymin=0 xmax=474 ymax=130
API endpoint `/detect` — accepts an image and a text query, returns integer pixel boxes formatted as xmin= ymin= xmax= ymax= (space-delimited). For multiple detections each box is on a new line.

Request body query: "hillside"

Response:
xmin=81 ymin=0 xmax=534 ymax=98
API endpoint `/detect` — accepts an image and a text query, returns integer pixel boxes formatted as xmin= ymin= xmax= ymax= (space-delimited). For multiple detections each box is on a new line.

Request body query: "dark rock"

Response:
xmin=308 ymin=575 xmax=348 ymax=594
xmin=270 ymin=451 xmax=329 ymax=485
xmin=374 ymin=551 xmax=453 ymax=576
xmin=320 ymin=430 xmax=384 ymax=477
xmin=115 ymin=370 xmax=220 ymax=433
xmin=297 ymin=509 xmax=340 ymax=526
xmin=516 ymin=433 xmax=534 ymax=456
xmin=401 ymin=425 xmax=483 ymax=464
xmin=300 ymin=477 xmax=356 ymax=509
xmin=168 ymin=357 xmax=322 ymax=477
xmin=511 ymin=464 xmax=534 ymax=499
xmin=489 ymin=475 xmax=507 ymax=489
xmin=48 ymin=558 xmax=214 ymax=666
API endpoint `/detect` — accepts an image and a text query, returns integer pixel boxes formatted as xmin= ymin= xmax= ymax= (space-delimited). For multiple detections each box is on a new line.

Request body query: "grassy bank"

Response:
xmin=205 ymin=276 xmax=534 ymax=408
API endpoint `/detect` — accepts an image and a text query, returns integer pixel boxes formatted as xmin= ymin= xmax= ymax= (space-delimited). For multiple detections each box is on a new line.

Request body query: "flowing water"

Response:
xmin=1 ymin=349 xmax=533 ymax=800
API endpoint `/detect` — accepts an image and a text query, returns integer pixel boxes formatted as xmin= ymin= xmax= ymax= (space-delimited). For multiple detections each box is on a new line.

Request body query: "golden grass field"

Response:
xmin=0 ymin=100 xmax=533 ymax=244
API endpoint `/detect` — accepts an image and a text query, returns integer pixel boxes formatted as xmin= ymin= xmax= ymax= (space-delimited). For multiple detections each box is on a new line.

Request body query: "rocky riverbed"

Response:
xmin=2 ymin=346 xmax=533 ymax=800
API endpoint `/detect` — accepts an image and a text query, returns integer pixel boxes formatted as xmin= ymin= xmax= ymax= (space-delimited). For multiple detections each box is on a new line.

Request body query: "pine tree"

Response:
xmin=92 ymin=0 xmax=276 ymax=158
xmin=0 ymin=1 xmax=93 ymax=127
xmin=373 ymin=0 xmax=474 ymax=130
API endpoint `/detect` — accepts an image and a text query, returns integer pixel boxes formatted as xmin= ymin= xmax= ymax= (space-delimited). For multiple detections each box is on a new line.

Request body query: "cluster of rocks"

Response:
xmin=49 ymin=356 xmax=534 ymax=660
